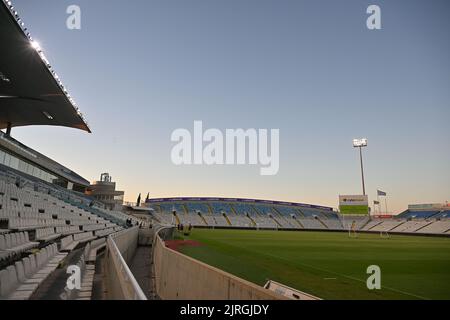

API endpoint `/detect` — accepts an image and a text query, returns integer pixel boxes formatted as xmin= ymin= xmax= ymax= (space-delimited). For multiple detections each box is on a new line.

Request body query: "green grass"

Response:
xmin=178 ymin=229 xmax=450 ymax=300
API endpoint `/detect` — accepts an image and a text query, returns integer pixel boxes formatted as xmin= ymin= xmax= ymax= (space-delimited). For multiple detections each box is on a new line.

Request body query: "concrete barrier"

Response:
xmin=153 ymin=227 xmax=285 ymax=300
xmin=138 ymin=228 xmax=154 ymax=246
xmin=104 ymin=227 xmax=146 ymax=300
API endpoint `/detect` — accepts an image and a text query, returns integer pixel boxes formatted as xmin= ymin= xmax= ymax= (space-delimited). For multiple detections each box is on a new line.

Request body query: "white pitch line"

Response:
xmin=254 ymin=250 xmax=431 ymax=300
xmin=219 ymin=241 xmax=430 ymax=300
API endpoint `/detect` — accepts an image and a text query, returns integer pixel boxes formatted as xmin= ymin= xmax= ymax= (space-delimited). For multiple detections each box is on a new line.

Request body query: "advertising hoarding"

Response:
xmin=339 ymin=195 xmax=369 ymax=215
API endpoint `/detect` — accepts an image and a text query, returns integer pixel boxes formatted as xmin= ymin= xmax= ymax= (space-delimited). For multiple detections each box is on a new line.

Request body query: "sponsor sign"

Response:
xmin=339 ymin=195 xmax=369 ymax=215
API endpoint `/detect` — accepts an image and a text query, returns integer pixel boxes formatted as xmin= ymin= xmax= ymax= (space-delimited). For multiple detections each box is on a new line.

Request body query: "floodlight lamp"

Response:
xmin=42 ymin=111 xmax=53 ymax=120
xmin=30 ymin=40 xmax=40 ymax=51
xmin=353 ymin=138 xmax=368 ymax=147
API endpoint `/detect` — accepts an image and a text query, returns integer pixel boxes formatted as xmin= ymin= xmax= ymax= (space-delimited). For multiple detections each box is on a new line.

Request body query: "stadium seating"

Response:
xmin=361 ymin=219 xmax=383 ymax=231
xmin=300 ymin=218 xmax=326 ymax=229
xmin=149 ymin=199 xmax=450 ymax=237
xmin=35 ymin=227 xmax=61 ymax=241
xmin=397 ymin=210 xmax=440 ymax=219
xmin=185 ymin=202 xmax=210 ymax=214
xmin=60 ymin=235 xmax=79 ymax=252
xmin=150 ymin=200 xmax=341 ymax=230
xmin=416 ymin=220 xmax=450 ymax=234
xmin=0 ymin=231 xmax=38 ymax=253
xmin=210 ymin=202 xmax=232 ymax=215
xmin=63 ymin=245 xmax=96 ymax=300
xmin=73 ymin=232 xmax=96 ymax=243
xmin=432 ymin=211 xmax=450 ymax=219
xmin=321 ymin=218 xmax=344 ymax=230
xmin=227 ymin=215 xmax=253 ymax=227
xmin=0 ymin=168 xmax=146 ymax=300
xmin=368 ymin=220 xmax=405 ymax=232
xmin=0 ymin=243 xmax=67 ymax=300
xmin=95 ymin=227 xmax=118 ymax=237
xmin=86 ymin=238 xmax=106 ymax=263
xmin=390 ymin=220 xmax=432 ymax=233
xmin=56 ymin=226 xmax=82 ymax=235
xmin=341 ymin=215 xmax=370 ymax=230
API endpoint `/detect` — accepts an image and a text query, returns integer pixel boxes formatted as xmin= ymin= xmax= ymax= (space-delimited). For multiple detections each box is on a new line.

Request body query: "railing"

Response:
xmin=104 ymin=227 xmax=147 ymax=300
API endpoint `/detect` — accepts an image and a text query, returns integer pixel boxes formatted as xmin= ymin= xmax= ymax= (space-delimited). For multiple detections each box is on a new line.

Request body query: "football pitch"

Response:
xmin=177 ymin=229 xmax=450 ymax=300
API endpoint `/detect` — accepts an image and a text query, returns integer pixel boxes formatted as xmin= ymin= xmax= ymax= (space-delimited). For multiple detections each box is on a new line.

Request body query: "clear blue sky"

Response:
xmin=10 ymin=0 xmax=450 ymax=212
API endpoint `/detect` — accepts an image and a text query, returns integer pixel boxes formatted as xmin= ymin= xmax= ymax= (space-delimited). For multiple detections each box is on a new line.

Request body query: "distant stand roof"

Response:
xmin=0 ymin=0 xmax=91 ymax=132
xmin=147 ymin=197 xmax=334 ymax=211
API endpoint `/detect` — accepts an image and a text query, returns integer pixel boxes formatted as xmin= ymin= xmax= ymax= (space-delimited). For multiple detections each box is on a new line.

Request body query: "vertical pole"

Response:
xmin=6 ymin=122 xmax=12 ymax=136
xmin=385 ymin=197 xmax=388 ymax=215
xmin=377 ymin=194 xmax=380 ymax=214
xmin=359 ymin=146 xmax=366 ymax=195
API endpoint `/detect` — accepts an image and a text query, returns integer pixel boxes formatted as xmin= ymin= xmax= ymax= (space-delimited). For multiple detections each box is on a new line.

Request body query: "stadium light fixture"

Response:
xmin=30 ymin=40 xmax=41 ymax=51
xmin=352 ymin=138 xmax=368 ymax=195
xmin=352 ymin=138 xmax=367 ymax=147
xmin=42 ymin=111 xmax=53 ymax=120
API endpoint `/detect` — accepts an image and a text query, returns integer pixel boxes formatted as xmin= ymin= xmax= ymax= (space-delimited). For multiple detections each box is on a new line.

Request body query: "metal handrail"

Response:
xmin=107 ymin=229 xmax=147 ymax=300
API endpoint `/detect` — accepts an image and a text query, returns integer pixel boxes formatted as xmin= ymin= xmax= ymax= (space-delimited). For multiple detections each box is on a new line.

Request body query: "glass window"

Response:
xmin=33 ymin=166 xmax=38 ymax=178
xmin=26 ymin=163 xmax=33 ymax=175
xmin=0 ymin=149 xmax=5 ymax=164
xmin=18 ymin=159 xmax=27 ymax=172
xmin=3 ymin=153 xmax=11 ymax=167
xmin=9 ymin=155 xmax=19 ymax=170
xmin=0 ymin=148 xmax=69 ymax=188
xmin=43 ymin=172 xmax=49 ymax=182
xmin=49 ymin=174 xmax=57 ymax=184
xmin=36 ymin=168 xmax=42 ymax=179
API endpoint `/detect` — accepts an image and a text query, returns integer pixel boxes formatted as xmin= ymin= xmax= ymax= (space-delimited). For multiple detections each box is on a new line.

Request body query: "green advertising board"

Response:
xmin=339 ymin=195 xmax=369 ymax=215
xmin=339 ymin=205 xmax=369 ymax=215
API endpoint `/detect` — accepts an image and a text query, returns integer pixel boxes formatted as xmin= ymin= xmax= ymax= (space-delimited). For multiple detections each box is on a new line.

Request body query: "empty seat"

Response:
xmin=0 ymin=232 xmax=38 ymax=253
xmin=0 ymin=265 xmax=38 ymax=300
xmin=60 ymin=235 xmax=79 ymax=252
xmin=73 ymin=232 xmax=96 ymax=243
xmin=86 ymin=238 xmax=106 ymax=263
xmin=35 ymin=227 xmax=61 ymax=241
xmin=63 ymin=245 xmax=96 ymax=300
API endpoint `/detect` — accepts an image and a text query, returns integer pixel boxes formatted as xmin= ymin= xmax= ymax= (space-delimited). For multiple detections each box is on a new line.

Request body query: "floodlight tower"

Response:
xmin=352 ymin=138 xmax=368 ymax=195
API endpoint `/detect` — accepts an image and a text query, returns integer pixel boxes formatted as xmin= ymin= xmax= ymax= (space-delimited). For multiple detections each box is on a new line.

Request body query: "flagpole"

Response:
xmin=385 ymin=197 xmax=388 ymax=215
xmin=377 ymin=193 xmax=380 ymax=214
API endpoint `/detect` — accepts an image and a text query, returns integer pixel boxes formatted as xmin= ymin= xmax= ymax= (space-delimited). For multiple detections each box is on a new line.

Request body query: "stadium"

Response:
xmin=1 ymin=0 xmax=450 ymax=303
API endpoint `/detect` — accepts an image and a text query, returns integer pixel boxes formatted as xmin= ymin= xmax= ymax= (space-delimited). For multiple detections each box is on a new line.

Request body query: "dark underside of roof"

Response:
xmin=0 ymin=2 xmax=90 ymax=132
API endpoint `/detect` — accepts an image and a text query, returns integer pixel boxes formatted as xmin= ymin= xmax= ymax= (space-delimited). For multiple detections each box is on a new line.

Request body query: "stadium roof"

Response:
xmin=0 ymin=0 xmax=91 ymax=133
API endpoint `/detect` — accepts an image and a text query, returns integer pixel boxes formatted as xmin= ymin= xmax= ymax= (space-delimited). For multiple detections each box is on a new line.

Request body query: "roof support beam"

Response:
xmin=6 ymin=122 xmax=11 ymax=136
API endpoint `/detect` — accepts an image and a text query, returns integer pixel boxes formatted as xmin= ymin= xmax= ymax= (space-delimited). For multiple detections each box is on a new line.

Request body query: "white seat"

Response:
xmin=0 ymin=265 xmax=36 ymax=300
xmin=15 ymin=261 xmax=41 ymax=285
xmin=60 ymin=235 xmax=79 ymax=252
xmin=0 ymin=235 xmax=6 ymax=250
